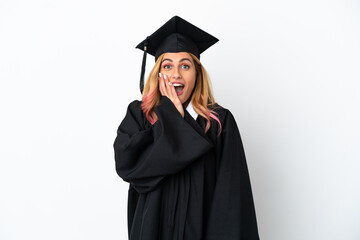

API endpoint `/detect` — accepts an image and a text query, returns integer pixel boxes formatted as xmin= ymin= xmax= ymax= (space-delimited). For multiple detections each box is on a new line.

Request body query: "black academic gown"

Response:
xmin=113 ymin=96 xmax=260 ymax=240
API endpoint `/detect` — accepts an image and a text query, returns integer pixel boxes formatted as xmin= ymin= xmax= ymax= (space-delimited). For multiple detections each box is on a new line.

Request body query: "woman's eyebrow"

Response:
xmin=161 ymin=58 xmax=173 ymax=63
xmin=179 ymin=58 xmax=192 ymax=63
xmin=161 ymin=58 xmax=193 ymax=63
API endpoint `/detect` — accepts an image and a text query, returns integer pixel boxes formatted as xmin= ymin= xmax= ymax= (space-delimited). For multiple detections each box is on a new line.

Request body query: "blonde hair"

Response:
xmin=141 ymin=53 xmax=222 ymax=135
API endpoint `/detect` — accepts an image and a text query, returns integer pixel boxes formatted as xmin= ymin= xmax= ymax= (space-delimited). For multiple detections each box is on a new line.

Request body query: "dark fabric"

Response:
xmin=154 ymin=33 xmax=200 ymax=61
xmin=113 ymin=96 xmax=260 ymax=240
xmin=136 ymin=16 xmax=218 ymax=60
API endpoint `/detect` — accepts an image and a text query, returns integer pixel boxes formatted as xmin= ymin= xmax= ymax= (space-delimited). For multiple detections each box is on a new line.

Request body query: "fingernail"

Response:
xmin=168 ymin=82 xmax=171 ymax=85
xmin=164 ymin=74 xmax=167 ymax=80
xmin=159 ymin=73 xmax=162 ymax=78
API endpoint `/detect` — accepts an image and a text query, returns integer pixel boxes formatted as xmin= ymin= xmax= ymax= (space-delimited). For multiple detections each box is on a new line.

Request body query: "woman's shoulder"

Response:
xmin=208 ymin=102 xmax=233 ymax=124
xmin=125 ymin=99 xmax=145 ymax=121
xmin=127 ymin=99 xmax=142 ymax=108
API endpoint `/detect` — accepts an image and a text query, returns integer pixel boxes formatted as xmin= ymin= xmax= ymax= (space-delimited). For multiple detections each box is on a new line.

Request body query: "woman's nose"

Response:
xmin=172 ymin=67 xmax=181 ymax=79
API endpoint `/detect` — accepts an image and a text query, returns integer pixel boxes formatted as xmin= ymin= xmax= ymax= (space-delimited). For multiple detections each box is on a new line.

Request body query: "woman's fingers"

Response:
xmin=159 ymin=73 xmax=179 ymax=101
xmin=164 ymin=74 xmax=173 ymax=97
xmin=168 ymin=79 xmax=178 ymax=100
xmin=158 ymin=73 xmax=162 ymax=95
xmin=159 ymin=73 xmax=166 ymax=96
xmin=165 ymin=75 xmax=184 ymax=117
xmin=164 ymin=74 xmax=178 ymax=103
xmin=164 ymin=75 xmax=182 ymax=106
xmin=159 ymin=73 xmax=170 ymax=97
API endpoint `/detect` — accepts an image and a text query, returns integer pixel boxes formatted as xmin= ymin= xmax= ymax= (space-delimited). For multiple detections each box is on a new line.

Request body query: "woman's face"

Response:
xmin=160 ymin=52 xmax=197 ymax=106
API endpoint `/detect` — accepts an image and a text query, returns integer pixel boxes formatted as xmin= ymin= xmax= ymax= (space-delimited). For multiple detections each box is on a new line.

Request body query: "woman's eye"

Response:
xmin=163 ymin=65 xmax=171 ymax=70
xmin=182 ymin=64 xmax=190 ymax=70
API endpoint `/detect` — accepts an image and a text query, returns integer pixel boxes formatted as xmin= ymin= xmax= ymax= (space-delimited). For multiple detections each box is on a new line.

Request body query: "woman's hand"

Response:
xmin=158 ymin=73 xmax=185 ymax=118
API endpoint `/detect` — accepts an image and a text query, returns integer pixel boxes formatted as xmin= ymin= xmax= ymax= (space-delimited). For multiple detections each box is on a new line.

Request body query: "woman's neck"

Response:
xmin=182 ymin=98 xmax=191 ymax=109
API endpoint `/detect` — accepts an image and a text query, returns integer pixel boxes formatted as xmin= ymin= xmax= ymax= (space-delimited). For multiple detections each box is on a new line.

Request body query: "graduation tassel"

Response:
xmin=139 ymin=38 xmax=148 ymax=94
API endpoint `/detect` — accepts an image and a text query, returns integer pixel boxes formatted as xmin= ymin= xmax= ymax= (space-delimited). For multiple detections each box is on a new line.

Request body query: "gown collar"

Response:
xmin=186 ymin=100 xmax=198 ymax=120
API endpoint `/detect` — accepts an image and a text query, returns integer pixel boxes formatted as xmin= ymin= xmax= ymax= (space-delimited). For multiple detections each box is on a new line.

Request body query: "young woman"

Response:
xmin=113 ymin=16 xmax=260 ymax=240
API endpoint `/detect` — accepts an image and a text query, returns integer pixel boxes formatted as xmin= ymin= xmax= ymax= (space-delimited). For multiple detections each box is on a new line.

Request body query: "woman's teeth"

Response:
xmin=173 ymin=83 xmax=184 ymax=93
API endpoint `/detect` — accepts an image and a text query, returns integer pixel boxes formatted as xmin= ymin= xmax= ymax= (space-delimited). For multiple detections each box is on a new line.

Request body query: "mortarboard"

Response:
xmin=136 ymin=16 xmax=219 ymax=94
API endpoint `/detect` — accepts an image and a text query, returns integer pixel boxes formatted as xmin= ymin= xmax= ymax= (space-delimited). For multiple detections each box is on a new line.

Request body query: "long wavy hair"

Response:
xmin=141 ymin=53 xmax=222 ymax=136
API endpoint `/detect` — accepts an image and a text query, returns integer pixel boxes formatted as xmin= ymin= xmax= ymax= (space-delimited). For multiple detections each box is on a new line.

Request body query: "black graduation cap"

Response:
xmin=136 ymin=16 xmax=219 ymax=94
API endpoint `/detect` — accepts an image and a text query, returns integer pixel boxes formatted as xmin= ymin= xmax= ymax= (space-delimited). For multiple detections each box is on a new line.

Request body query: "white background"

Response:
xmin=1 ymin=0 xmax=359 ymax=239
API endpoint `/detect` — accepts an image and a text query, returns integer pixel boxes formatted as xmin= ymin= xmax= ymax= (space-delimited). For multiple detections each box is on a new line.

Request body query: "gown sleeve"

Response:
xmin=113 ymin=96 xmax=213 ymax=193
xmin=205 ymin=110 xmax=260 ymax=239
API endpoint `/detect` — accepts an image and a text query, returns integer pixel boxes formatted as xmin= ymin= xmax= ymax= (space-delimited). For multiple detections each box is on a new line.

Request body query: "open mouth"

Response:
xmin=173 ymin=83 xmax=185 ymax=94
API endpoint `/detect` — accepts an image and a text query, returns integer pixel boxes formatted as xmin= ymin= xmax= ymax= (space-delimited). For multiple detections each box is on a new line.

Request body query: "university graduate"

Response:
xmin=113 ymin=16 xmax=260 ymax=240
